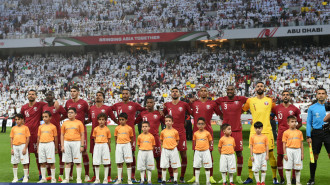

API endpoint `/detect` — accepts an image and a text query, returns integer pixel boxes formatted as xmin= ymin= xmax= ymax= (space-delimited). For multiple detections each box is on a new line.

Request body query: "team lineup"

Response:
xmin=9 ymin=83 xmax=330 ymax=185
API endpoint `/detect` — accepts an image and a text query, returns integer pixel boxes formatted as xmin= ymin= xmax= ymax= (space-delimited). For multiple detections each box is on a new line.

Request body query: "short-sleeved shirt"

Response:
xmin=160 ymin=128 xmax=180 ymax=150
xmin=92 ymin=126 xmax=111 ymax=143
xmin=10 ymin=125 xmax=31 ymax=146
xmin=61 ymin=120 xmax=85 ymax=141
xmin=193 ymin=130 xmax=213 ymax=151
xmin=282 ymin=129 xmax=304 ymax=148
xmin=242 ymin=97 xmax=275 ymax=134
xmin=218 ymin=136 xmax=235 ymax=154
xmin=250 ymin=134 xmax=268 ymax=154
xmin=137 ymin=133 xmax=155 ymax=151
xmin=21 ymin=102 xmax=47 ymax=135
xmin=38 ymin=123 xmax=57 ymax=143
xmin=114 ymin=125 xmax=133 ymax=144
xmin=65 ymin=99 xmax=89 ymax=124
xmin=43 ymin=104 xmax=67 ymax=134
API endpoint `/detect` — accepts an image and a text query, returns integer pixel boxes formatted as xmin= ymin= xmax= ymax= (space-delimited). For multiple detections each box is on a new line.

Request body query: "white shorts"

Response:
xmin=38 ymin=142 xmax=56 ymax=163
xmin=160 ymin=147 xmax=181 ymax=169
xmin=93 ymin=143 xmax=111 ymax=165
xmin=62 ymin=141 xmax=82 ymax=164
xmin=252 ymin=152 xmax=267 ymax=172
xmin=11 ymin=144 xmax=29 ymax=164
xmin=137 ymin=150 xmax=155 ymax=171
xmin=219 ymin=154 xmax=236 ymax=173
xmin=115 ymin=143 xmax=133 ymax=164
xmin=193 ymin=150 xmax=212 ymax=169
xmin=284 ymin=148 xmax=303 ymax=170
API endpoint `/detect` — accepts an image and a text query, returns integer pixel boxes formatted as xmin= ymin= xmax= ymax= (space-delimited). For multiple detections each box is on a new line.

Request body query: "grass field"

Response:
xmin=1 ymin=124 xmax=329 ymax=184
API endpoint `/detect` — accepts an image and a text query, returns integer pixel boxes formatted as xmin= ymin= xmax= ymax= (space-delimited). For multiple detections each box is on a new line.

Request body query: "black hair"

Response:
xmin=254 ymin=121 xmax=263 ymax=128
xmin=165 ymin=115 xmax=173 ymax=121
xmin=97 ymin=113 xmax=108 ymax=120
xmin=68 ymin=107 xmax=77 ymax=113
xmin=221 ymin=123 xmax=230 ymax=131
xmin=14 ymin=114 xmax=24 ymax=120
xmin=43 ymin=111 xmax=52 ymax=117
xmin=118 ymin=112 xmax=128 ymax=120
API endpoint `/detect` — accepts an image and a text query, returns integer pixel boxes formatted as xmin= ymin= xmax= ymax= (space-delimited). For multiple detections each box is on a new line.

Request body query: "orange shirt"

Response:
xmin=282 ymin=129 xmax=303 ymax=148
xmin=250 ymin=134 xmax=268 ymax=154
xmin=218 ymin=136 xmax=235 ymax=154
xmin=61 ymin=120 xmax=84 ymax=141
xmin=193 ymin=130 xmax=213 ymax=151
xmin=160 ymin=128 xmax=179 ymax=150
xmin=114 ymin=125 xmax=133 ymax=144
xmin=137 ymin=133 xmax=155 ymax=150
xmin=10 ymin=125 xmax=31 ymax=146
xmin=93 ymin=126 xmax=111 ymax=143
xmin=38 ymin=123 xmax=57 ymax=143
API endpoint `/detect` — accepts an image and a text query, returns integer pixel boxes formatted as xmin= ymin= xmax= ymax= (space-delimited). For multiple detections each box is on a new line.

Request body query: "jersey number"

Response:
xmin=224 ymin=104 xmax=227 ymax=110
xmin=278 ymin=113 xmax=282 ymax=119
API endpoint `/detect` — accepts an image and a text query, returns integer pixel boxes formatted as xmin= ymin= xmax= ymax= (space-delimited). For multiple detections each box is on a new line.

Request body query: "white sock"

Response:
xmin=76 ymin=167 xmax=82 ymax=180
xmin=295 ymin=171 xmax=301 ymax=183
xmin=127 ymin=167 xmax=132 ymax=181
xmin=222 ymin=172 xmax=227 ymax=183
xmin=229 ymin=173 xmax=233 ymax=183
xmin=173 ymin=172 xmax=178 ymax=182
xmin=261 ymin=172 xmax=266 ymax=183
xmin=285 ymin=171 xmax=291 ymax=183
xmin=104 ymin=167 xmax=109 ymax=180
xmin=51 ymin=169 xmax=56 ymax=180
xmin=23 ymin=169 xmax=28 ymax=178
xmin=117 ymin=168 xmax=122 ymax=182
xmin=41 ymin=167 xmax=46 ymax=180
xmin=65 ymin=168 xmax=70 ymax=180
xmin=13 ymin=168 xmax=18 ymax=179
xmin=147 ymin=170 xmax=152 ymax=182
xmin=140 ymin=170 xmax=145 ymax=182
xmin=95 ymin=167 xmax=100 ymax=180
xmin=254 ymin=172 xmax=260 ymax=183
xmin=162 ymin=170 xmax=166 ymax=181
xmin=205 ymin=170 xmax=210 ymax=183
xmin=195 ymin=169 xmax=200 ymax=183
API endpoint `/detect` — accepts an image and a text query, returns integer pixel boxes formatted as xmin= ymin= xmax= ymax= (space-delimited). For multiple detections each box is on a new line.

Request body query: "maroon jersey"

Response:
xmin=65 ymin=99 xmax=89 ymax=124
xmin=88 ymin=105 xmax=116 ymax=138
xmin=215 ymin=96 xmax=247 ymax=131
xmin=42 ymin=104 xmax=67 ymax=133
xmin=21 ymin=102 xmax=47 ymax=135
xmin=112 ymin=101 xmax=145 ymax=134
xmin=163 ymin=101 xmax=192 ymax=136
xmin=135 ymin=110 xmax=164 ymax=137
xmin=190 ymin=100 xmax=222 ymax=135
xmin=272 ymin=104 xmax=302 ymax=133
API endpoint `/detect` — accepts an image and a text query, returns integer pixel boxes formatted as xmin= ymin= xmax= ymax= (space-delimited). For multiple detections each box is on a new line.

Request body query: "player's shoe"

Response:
xmin=243 ymin=177 xmax=253 ymax=184
xmin=94 ymin=179 xmax=100 ymax=184
xmin=187 ymin=176 xmax=196 ymax=183
xmin=291 ymin=178 xmax=296 ymax=184
xmin=296 ymin=183 xmax=302 ymax=185
xmin=70 ymin=176 xmax=74 ymax=181
xmin=77 ymin=178 xmax=82 ymax=184
xmin=167 ymin=177 xmax=174 ymax=182
xmin=219 ymin=177 xmax=229 ymax=183
xmin=206 ymin=182 xmax=212 ymax=185
xmin=230 ymin=182 xmax=236 ymax=185
xmin=256 ymin=183 xmax=261 ymax=185
xmin=12 ymin=178 xmax=18 ymax=183
xmin=127 ymin=180 xmax=133 ymax=184
xmin=147 ymin=180 xmax=152 ymax=185
xmin=131 ymin=178 xmax=140 ymax=183
xmin=58 ymin=175 xmax=63 ymax=182
xmin=39 ymin=175 xmax=42 ymax=180
xmin=210 ymin=176 xmax=216 ymax=184
xmin=18 ymin=176 xmax=24 ymax=181
xmin=37 ymin=179 xmax=47 ymax=183
xmin=236 ymin=176 xmax=243 ymax=184
xmin=88 ymin=176 xmax=96 ymax=182
xmin=222 ymin=183 xmax=228 ymax=185
xmin=51 ymin=179 xmax=56 ymax=183
xmin=173 ymin=181 xmax=178 ymax=185
xmin=114 ymin=180 xmax=122 ymax=184
xmin=103 ymin=179 xmax=108 ymax=184
xmin=161 ymin=181 xmax=166 ymax=185
xmin=180 ymin=177 xmax=185 ymax=183
xmin=107 ymin=176 xmax=112 ymax=183
xmin=112 ymin=178 xmax=123 ymax=183
xmin=46 ymin=176 xmax=52 ymax=181
xmin=22 ymin=177 xmax=29 ymax=183
xmin=85 ymin=175 xmax=90 ymax=182
xmin=306 ymin=179 xmax=315 ymax=185
xmin=273 ymin=178 xmax=280 ymax=184
xmin=261 ymin=182 xmax=265 ymax=185
xmin=157 ymin=178 xmax=163 ymax=183
xmin=61 ymin=179 xmax=69 ymax=183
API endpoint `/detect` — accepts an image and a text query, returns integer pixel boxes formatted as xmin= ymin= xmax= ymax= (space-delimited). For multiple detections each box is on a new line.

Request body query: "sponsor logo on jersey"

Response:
xmin=264 ymin=101 xmax=269 ymax=105
xmin=316 ymin=113 xmax=320 ymax=118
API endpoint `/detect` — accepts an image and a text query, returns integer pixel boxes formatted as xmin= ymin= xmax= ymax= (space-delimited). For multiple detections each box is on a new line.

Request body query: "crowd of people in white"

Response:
xmin=0 ymin=46 xmax=329 ymax=117
xmin=1 ymin=0 xmax=329 ymax=39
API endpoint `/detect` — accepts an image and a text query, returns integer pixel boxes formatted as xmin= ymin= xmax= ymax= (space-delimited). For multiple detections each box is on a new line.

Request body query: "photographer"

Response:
xmin=306 ymin=88 xmax=329 ymax=185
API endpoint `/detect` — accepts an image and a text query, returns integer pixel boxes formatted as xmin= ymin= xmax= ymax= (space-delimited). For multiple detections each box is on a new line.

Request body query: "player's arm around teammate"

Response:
xmin=10 ymin=114 xmax=30 ymax=183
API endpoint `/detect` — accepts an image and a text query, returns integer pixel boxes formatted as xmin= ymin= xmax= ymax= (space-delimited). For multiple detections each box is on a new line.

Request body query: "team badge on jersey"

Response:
xmin=289 ymin=110 xmax=293 ymax=115
xmin=206 ymin=105 xmax=211 ymax=109
xmin=153 ymin=114 xmax=158 ymax=119
xmin=34 ymin=107 xmax=38 ymax=111
xmin=77 ymin=104 xmax=82 ymax=109
xmin=128 ymin=106 xmax=133 ymax=110
xmin=178 ymin=107 xmax=183 ymax=112
xmin=101 ymin=109 xmax=105 ymax=113
xmin=264 ymin=101 xmax=269 ymax=105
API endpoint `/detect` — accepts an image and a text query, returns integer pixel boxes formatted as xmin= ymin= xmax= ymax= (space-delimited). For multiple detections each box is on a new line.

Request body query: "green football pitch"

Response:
xmin=0 ymin=124 xmax=329 ymax=184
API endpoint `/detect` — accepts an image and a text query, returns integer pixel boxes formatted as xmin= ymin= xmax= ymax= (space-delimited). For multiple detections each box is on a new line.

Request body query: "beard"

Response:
xmin=172 ymin=96 xmax=179 ymax=100
xmin=256 ymin=90 xmax=264 ymax=95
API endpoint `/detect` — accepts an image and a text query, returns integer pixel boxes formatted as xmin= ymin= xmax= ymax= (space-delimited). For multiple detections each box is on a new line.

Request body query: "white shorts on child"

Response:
xmin=220 ymin=154 xmax=236 ymax=173
xmin=137 ymin=150 xmax=155 ymax=171
xmin=11 ymin=144 xmax=29 ymax=164
xmin=38 ymin=142 xmax=55 ymax=163
xmin=252 ymin=152 xmax=267 ymax=172
xmin=160 ymin=147 xmax=181 ymax=169
xmin=193 ymin=149 xmax=212 ymax=168
xmin=93 ymin=143 xmax=111 ymax=165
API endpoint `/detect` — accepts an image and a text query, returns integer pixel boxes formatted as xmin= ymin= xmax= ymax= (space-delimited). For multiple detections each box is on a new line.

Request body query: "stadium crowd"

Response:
xmin=1 ymin=0 xmax=330 ymax=39
xmin=0 ymin=46 xmax=329 ymax=117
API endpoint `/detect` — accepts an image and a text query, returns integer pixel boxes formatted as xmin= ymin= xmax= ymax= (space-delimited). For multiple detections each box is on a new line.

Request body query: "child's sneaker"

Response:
xmin=37 ymin=179 xmax=47 ymax=183
xmin=12 ymin=178 xmax=18 ymax=183
xmin=94 ymin=179 xmax=100 ymax=184
xmin=22 ymin=177 xmax=29 ymax=183
xmin=51 ymin=179 xmax=56 ymax=183
xmin=61 ymin=179 xmax=69 ymax=183
xmin=127 ymin=180 xmax=133 ymax=184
